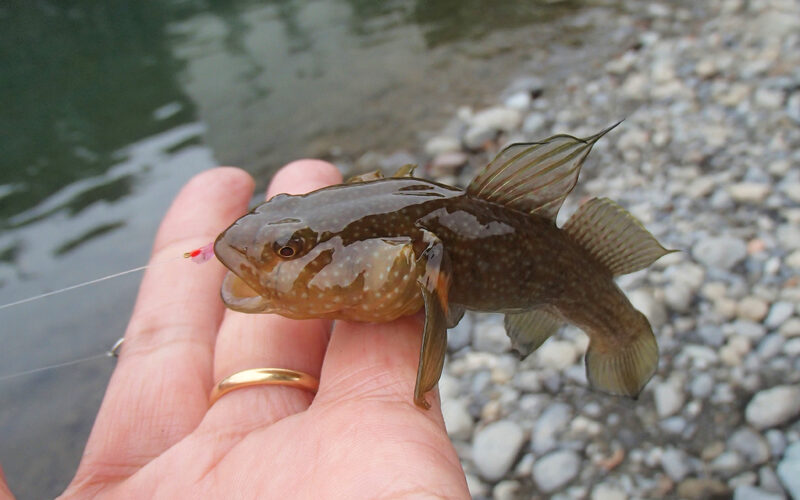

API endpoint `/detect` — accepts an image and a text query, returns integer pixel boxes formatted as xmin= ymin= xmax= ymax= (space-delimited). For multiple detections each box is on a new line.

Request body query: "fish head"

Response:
xmin=214 ymin=192 xmax=424 ymax=320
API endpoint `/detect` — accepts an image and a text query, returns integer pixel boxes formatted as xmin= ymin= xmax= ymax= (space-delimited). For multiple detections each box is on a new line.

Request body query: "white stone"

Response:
xmin=492 ymin=480 xmax=520 ymax=500
xmin=532 ymin=403 xmax=572 ymax=454
xmin=765 ymin=302 xmax=794 ymax=329
xmin=442 ymin=398 xmax=473 ymax=441
xmin=780 ymin=318 xmax=800 ymax=337
xmin=504 ymin=91 xmax=532 ymax=111
xmin=522 ymin=113 xmax=547 ymax=134
xmin=535 ymin=340 xmax=578 ymax=370
xmin=661 ymin=447 xmax=691 ymax=481
xmin=777 ymin=441 xmax=800 ymax=499
xmin=463 ymin=125 xmax=496 ymax=150
xmin=781 ymin=183 xmax=800 ymax=203
xmin=424 ymin=135 xmax=461 ymax=156
xmin=629 ymin=288 xmax=668 ymax=329
xmin=745 ymin=385 xmax=800 ymax=429
xmin=465 ymin=473 xmax=489 ymax=498
xmin=728 ymin=183 xmax=771 ymax=203
xmin=787 ymin=251 xmax=800 ymax=270
xmin=470 ymin=107 xmax=522 ymax=132
xmin=737 ymin=297 xmax=769 ymax=322
xmin=778 ymin=224 xmax=800 ymax=250
xmin=754 ymin=88 xmax=784 ymax=109
xmin=472 ymin=420 xmax=526 ymax=481
xmin=532 ymin=450 xmax=581 ymax=493
xmin=692 ymin=236 xmax=747 ymax=270
xmin=728 ymin=427 xmax=770 ymax=465
xmin=591 ymin=483 xmax=627 ymax=500
xmin=654 ymin=378 xmax=686 ymax=418
xmin=474 ymin=321 xmax=511 ymax=354
xmin=733 ymin=485 xmax=784 ymax=500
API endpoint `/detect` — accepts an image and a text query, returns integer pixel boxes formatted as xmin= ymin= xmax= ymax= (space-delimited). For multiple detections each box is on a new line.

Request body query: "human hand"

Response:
xmin=0 ymin=161 xmax=469 ymax=499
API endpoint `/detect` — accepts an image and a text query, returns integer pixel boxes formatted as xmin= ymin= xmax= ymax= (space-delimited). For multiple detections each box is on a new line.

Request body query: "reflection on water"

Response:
xmin=0 ymin=0 xmax=596 ymax=497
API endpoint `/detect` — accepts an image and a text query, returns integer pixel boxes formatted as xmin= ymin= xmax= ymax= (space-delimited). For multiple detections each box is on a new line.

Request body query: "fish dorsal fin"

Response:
xmin=392 ymin=163 xmax=417 ymax=178
xmin=346 ymin=170 xmax=384 ymax=184
xmin=504 ymin=307 xmax=562 ymax=358
xmin=563 ymin=197 xmax=675 ymax=277
xmin=467 ymin=123 xmax=620 ymax=221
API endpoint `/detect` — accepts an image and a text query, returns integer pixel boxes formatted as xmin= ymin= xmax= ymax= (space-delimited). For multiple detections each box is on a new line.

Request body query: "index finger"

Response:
xmin=68 ymin=168 xmax=254 ymax=487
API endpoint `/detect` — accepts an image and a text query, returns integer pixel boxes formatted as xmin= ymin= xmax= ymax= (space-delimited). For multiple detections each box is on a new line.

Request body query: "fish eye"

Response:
xmin=272 ymin=234 xmax=304 ymax=260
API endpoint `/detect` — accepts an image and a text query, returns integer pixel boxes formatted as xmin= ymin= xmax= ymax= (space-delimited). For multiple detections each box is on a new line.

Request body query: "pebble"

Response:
xmin=661 ymin=447 xmax=691 ymax=481
xmin=779 ymin=318 xmax=800 ymax=337
xmin=472 ymin=420 xmax=526 ymax=481
xmin=503 ymin=91 xmax=532 ymax=111
xmin=424 ymin=135 xmax=461 ymax=156
xmin=534 ymin=340 xmax=578 ymax=370
xmin=776 ymin=441 xmax=800 ymax=499
xmin=727 ymin=427 xmax=770 ymax=465
xmin=765 ymin=302 xmax=795 ymax=329
xmin=469 ymin=107 xmax=522 ymax=133
xmin=532 ymin=450 xmax=581 ymax=493
xmin=677 ymin=478 xmax=730 ymax=500
xmin=733 ymin=485 xmax=784 ymax=500
xmin=429 ymin=151 xmax=467 ymax=175
xmin=728 ymin=183 xmax=771 ymax=203
xmin=690 ymin=372 xmax=715 ymax=399
xmin=692 ymin=236 xmax=748 ymax=270
xmin=531 ymin=403 xmax=572 ymax=454
xmin=492 ymin=480 xmax=520 ymax=500
xmin=591 ymin=483 xmax=627 ymax=500
xmin=745 ymin=385 xmax=800 ymax=429
xmin=442 ymin=399 xmax=474 ymax=441
xmin=654 ymin=377 xmax=686 ymax=418
xmin=473 ymin=321 xmax=511 ymax=354
xmin=736 ymin=297 xmax=769 ymax=322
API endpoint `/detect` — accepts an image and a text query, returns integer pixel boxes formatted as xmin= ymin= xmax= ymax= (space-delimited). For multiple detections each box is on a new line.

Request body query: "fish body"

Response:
xmin=215 ymin=124 xmax=673 ymax=408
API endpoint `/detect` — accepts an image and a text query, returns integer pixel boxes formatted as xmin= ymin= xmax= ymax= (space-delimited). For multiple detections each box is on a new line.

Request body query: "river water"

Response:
xmin=0 ymin=1 xmax=617 ymax=497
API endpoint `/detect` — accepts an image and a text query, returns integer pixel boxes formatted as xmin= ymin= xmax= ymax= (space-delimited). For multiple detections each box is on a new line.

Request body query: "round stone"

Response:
xmin=692 ymin=237 xmax=747 ymax=270
xmin=745 ymin=385 xmax=800 ymax=429
xmin=532 ymin=449 xmax=581 ymax=493
xmin=472 ymin=420 xmax=526 ymax=481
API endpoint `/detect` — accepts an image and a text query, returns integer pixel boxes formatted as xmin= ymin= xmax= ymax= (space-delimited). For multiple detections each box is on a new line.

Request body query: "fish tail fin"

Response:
xmin=563 ymin=197 xmax=676 ymax=277
xmin=584 ymin=310 xmax=658 ymax=397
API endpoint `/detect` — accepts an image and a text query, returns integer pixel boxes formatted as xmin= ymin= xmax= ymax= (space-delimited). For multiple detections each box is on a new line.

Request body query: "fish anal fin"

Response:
xmin=504 ymin=308 xmax=562 ymax=358
xmin=392 ymin=163 xmax=417 ymax=178
xmin=585 ymin=320 xmax=658 ymax=398
xmin=346 ymin=170 xmax=384 ymax=184
xmin=446 ymin=304 xmax=465 ymax=329
xmin=466 ymin=123 xmax=620 ymax=221
xmin=563 ymin=197 xmax=676 ymax=277
xmin=414 ymin=285 xmax=448 ymax=409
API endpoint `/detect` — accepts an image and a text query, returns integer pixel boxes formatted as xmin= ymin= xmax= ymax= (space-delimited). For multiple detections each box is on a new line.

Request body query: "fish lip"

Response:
xmin=220 ymin=272 xmax=269 ymax=313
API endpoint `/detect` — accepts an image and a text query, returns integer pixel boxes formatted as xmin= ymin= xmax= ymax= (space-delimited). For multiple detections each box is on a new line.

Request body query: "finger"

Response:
xmin=0 ymin=464 xmax=13 ymax=500
xmin=315 ymin=313 xmax=448 ymax=428
xmin=205 ymin=160 xmax=343 ymax=431
xmin=70 ymin=168 xmax=254 ymax=485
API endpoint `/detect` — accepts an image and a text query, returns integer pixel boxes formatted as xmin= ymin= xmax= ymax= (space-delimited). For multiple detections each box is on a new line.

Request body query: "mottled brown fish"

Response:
xmin=214 ymin=124 xmax=673 ymax=408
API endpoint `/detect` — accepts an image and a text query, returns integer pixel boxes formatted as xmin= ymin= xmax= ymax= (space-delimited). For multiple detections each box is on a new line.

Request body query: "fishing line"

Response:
xmin=0 ymin=352 xmax=113 ymax=382
xmin=0 ymin=245 xmax=212 ymax=311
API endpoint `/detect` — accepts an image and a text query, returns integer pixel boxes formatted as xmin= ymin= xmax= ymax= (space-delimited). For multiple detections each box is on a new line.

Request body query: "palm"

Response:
xmin=31 ymin=162 xmax=467 ymax=500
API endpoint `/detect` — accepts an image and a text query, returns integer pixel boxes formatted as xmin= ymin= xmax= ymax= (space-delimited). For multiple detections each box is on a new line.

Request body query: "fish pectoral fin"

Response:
xmin=413 ymin=229 xmax=452 ymax=409
xmin=466 ymin=122 xmax=621 ymax=221
xmin=392 ymin=163 xmax=418 ymax=178
xmin=504 ymin=307 xmax=562 ymax=358
xmin=563 ymin=197 xmax=677 ymax=276
xmin=585 ymin=318 xmax=659 ymax=398
xmin=220 ymin=272 xmax=269 ymax=313
xmin=346 ymin=170 xmax=384 ymax=183
xmin=415 ymin=284 xmax=448 ymax=409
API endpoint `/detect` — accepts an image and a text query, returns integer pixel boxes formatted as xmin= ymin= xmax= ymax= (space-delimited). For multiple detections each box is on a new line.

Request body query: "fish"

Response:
xmin=213 ymin=124 xmax=674 ymax=409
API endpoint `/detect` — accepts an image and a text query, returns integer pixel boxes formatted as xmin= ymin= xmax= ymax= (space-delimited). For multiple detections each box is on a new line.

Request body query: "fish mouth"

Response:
xmin=220 ymin=272 xmax=269 ymax=313
xmin=214 ymin=237 xmax=270 ymax=313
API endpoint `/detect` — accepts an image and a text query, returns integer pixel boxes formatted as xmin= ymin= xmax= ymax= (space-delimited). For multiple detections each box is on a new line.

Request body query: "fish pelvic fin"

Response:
xmin=585 ymin=312 xmax=658 ymax=398
xmin=504 ymin=307 xmax=562 ymax=358
xmin=563 ymin=197 xmax=676 ymax=277
xmin=466 ymin=122 xmax=620 ymax=222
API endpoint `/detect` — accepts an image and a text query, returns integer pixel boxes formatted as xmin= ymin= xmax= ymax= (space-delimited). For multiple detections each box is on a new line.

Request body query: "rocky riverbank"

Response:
xmin=356 ymin=0 xmax=800 ymax=498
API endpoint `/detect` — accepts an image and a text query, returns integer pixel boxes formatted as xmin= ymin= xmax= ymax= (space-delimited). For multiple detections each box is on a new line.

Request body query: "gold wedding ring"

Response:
xmin=209 ymin=368 xmax=319 ymax=406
